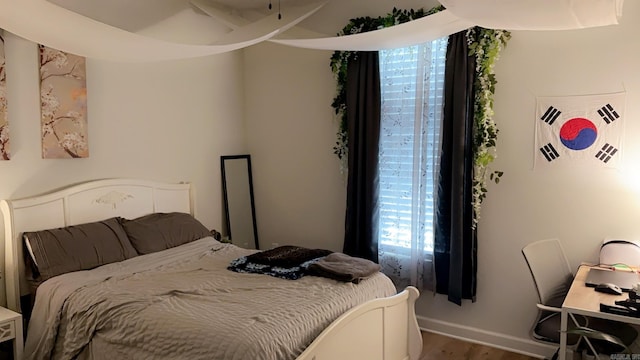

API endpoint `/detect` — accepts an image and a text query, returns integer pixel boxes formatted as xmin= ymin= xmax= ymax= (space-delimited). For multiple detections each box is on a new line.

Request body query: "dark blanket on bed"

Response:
xmin=228 ymin=246 xmax=381 ymax=283
xmin=227 ymin=245 xmax=332 ymax=280
xmin=247 ymin=245 xmax=333 ymax=268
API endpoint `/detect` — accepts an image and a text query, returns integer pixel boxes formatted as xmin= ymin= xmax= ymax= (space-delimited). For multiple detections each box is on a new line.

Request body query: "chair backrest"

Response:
xmin=522 ymin=238 xmax=574 ymax=307
xmin=600 ymin=239 xmax=640 ymax=268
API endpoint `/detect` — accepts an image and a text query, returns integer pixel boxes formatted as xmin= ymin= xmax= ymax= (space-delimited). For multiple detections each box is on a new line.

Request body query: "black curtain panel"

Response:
xmin=342 ymin=51 xmax=381 ymax=263
xmin=434 ymin=31 xmax=478 ymax=305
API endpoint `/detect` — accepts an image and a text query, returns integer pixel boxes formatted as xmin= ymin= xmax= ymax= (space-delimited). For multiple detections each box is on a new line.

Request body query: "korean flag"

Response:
xmin=534 ymin=92 xmax=625 ymax=169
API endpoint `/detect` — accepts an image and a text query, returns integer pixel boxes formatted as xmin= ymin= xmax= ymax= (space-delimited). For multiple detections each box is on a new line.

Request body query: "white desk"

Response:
xmin=560 ymin=265 xmax=640 ymax=360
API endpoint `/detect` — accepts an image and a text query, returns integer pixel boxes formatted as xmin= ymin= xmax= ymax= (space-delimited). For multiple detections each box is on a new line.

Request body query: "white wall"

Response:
xmin=0 ymin=32 xmax=247 ymax=292
xmin=243 ymin=42 xmax=346 ymax=251
xmin=244 ymin=1 xmax=640 ymax=357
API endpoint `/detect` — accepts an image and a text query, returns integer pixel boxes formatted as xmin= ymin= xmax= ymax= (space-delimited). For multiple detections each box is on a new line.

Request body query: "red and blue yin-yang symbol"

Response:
xmin=559 ymin=118 xmax=598 ymax=150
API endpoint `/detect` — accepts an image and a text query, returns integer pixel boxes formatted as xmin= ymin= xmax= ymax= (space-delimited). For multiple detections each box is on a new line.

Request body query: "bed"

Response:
xmin=0 ymin=178 xmax=422 ymax=360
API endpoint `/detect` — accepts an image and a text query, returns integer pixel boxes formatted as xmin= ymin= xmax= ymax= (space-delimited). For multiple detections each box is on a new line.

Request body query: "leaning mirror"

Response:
xmin=221 ymin=155 xmax=259 ymax=249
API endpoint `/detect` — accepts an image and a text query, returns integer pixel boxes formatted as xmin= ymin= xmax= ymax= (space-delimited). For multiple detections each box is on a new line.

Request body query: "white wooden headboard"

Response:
xmin=0 ymin=178 xmax=194 ymax=313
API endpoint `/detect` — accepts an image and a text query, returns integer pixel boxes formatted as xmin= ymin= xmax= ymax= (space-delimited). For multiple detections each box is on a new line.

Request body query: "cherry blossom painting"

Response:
xmin=0 ymin=33 xmax=9 ymax=160
xmin=39 ymin=45 xmax=88 ymax=159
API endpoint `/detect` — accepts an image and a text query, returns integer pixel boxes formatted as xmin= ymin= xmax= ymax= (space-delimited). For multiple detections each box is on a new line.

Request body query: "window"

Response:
xmin=377 ymin=37 xmax=448 ymax=289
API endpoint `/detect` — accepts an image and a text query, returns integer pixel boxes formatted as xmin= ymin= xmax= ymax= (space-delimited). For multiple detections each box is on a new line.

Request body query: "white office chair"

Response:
xmin=522 ymin=238 xmax=637 ymax=359
xmin=522 ymin=238 xmax=587 ymax=358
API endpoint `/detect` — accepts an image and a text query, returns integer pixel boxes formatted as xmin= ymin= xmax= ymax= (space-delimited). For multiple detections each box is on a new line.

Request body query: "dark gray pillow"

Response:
xmin=121 ymin=212 xmax=210 ymax=255
xmin=23 ymin=217 xmax=138 ymax=281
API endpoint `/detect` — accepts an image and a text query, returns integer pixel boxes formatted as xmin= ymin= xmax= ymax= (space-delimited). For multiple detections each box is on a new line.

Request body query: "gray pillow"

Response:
xmin=121 ymin=212 xmax=210 ymax=255
xmin=23 ymin=217 xmax=138 ymax=281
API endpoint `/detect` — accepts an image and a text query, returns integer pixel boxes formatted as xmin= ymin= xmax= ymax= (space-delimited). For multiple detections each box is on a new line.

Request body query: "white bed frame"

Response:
xmin=1 ymin=178 xmax=422 ymax=360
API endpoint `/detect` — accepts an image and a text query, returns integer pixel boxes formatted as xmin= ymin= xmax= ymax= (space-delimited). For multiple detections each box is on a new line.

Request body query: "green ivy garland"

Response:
xmin=468 ymin=27 xmax=511 ymax=225
xmin=329 ymin=6 xmax=443 ymax=163
xmin=329 ymin=8 xmax=510 ymax=225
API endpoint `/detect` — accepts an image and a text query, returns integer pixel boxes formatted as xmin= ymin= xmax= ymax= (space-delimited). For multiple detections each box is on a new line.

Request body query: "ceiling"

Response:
xmin=5 ymin=0 xmax=622 ymax=62
xmin=206 ymin=0 xmax=320 ymax=10
xmin=47 ymin=0 xmax=442 ymax=36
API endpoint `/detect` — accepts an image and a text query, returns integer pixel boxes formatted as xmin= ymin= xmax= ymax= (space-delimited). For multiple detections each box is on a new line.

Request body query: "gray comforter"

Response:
xmin=25 ymin=238 xmax=395 ymax=360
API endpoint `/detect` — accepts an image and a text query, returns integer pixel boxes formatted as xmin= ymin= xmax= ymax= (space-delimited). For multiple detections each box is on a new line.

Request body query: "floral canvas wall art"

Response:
xmin=39 ymin=45 xmax=88 ymax=158
xmin=0 ymin=33 xmax=9 ymax=160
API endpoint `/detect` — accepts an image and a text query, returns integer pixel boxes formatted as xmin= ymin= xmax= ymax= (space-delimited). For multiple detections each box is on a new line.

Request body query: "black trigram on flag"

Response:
xmin=540 ymin=106 xmax=562 ymax=125
xmin=539 ymin=143 xmax=560 ymax=162
xmin=598 ymin=104 xmax=620 ymax=124
xmin=595 ymin=143 xmax=618 ymax=163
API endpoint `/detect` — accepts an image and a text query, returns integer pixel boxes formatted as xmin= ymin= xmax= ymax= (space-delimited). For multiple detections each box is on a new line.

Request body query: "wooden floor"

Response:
xmin=420 ymin=331 xmax=542 ymax=360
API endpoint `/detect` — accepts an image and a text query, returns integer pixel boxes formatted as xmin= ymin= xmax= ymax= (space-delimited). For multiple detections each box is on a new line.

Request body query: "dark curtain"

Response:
xmin=342 ymin=51 xmax=381 ymax=263
xmin=434 ymin=31 xmax=478 ymax=305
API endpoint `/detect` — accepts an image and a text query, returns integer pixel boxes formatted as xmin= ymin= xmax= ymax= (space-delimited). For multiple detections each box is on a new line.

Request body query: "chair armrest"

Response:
xmin=536 ymin=303 xmax=561 ymax=313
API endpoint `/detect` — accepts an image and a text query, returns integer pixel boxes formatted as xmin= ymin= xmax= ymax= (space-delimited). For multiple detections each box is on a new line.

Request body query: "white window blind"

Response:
xmin=377 ymin=37 xmax=448 ymax=289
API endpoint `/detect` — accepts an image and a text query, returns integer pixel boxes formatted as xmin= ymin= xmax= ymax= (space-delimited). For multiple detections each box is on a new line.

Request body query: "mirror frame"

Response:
xmin=221 ymin=154 xmax=259 ymax=249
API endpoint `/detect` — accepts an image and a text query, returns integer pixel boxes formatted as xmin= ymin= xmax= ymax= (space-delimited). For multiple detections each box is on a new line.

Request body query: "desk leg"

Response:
xmin=13 ymin=318 xmax=23 ymax=360
xmin=559 ymin=309 xmax=568 ymax=360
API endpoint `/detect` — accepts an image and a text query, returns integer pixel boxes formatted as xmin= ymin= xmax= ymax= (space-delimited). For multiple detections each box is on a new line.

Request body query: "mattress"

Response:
xmin=25 ymin=237 xmax=396 ymax=360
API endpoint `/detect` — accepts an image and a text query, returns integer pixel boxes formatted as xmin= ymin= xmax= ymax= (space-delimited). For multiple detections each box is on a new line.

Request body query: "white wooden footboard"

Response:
xmin=297 ymin=286 xmax=422 ymax=360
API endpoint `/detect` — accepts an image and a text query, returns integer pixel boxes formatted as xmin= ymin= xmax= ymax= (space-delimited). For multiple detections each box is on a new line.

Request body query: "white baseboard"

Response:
xmin=417 ymin=315 xmax=557 ymax=359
